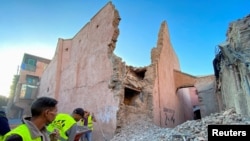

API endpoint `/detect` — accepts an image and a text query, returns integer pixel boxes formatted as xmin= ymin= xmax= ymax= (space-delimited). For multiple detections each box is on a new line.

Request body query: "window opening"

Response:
xmin=124 ymin=87 xmax=140 ymax=106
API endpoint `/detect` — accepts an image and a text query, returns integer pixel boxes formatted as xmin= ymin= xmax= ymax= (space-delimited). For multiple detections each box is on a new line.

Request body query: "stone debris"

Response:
xmin=110 ymin=108 xmax=250 ymax=141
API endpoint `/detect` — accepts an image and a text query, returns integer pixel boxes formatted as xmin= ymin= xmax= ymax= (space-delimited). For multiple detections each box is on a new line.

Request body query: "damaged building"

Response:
xmin=4 ymin=2 xmax=250 ymax=140
xmin=6 ymin=1 xmax=250 ymax=141
xmin=34 ymin=2 xmax=215 ymax=140
xmin=214 ymin=14 xmax=250 ymax=116
xmin=6 ymin=2 xmax=238 ymax=140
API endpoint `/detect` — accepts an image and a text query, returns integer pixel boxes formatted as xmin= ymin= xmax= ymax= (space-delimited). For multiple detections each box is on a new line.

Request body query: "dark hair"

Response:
xmin=31 ymin=97 xmax=58 ymax=117
xmin=73 ymin=108 xmax=84 ymax=117
xmin=5 ymin=134 xmax=23 ymax=141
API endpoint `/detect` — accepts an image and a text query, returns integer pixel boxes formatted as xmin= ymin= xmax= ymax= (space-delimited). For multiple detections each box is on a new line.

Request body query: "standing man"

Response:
xmin=82 ymin=110 xmax=96 ymax=141
xmin=0 ymin=110 xmax=11 ymax=140
xmin=3 ymin=97 xmax=58 ymax=141
xmin=46 ymin=107 xmax=86 ymax=141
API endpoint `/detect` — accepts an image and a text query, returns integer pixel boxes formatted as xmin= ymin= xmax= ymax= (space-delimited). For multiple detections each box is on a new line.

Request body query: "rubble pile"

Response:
xmin=110 ymin=108 xmax=250 ymax=141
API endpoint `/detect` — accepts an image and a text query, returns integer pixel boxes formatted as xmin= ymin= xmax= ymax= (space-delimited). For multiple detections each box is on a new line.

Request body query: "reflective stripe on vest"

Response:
xmin=46 ymin=113 xmax=76 ymax=140
xmin=3 ymin=124 xmax=41 ymax=141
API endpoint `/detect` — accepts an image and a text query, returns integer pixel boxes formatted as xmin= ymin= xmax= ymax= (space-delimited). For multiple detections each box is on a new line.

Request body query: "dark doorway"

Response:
xmin=193 ymin=105 xmax=201 ymax=120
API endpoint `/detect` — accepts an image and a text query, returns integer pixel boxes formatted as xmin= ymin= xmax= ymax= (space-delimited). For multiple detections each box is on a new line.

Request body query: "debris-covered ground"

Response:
xmin=110 ymin=108 xmax=250 ymax=141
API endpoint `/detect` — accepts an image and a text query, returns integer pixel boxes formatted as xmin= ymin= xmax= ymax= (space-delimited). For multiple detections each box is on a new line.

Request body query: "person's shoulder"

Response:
xmin=5 ymin=134 xmax=23 ymax=141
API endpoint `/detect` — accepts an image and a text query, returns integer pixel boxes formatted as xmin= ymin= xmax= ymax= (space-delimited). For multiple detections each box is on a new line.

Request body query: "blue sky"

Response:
xmin=0 ymin=0 xmax=249 ymax=97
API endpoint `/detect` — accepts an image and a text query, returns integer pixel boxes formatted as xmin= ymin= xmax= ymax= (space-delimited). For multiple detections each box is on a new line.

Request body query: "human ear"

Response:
xmin=44 ymin=109 xmax=50 ymax=117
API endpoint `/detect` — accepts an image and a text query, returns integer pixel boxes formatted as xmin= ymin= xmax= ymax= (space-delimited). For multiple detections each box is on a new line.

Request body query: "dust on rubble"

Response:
xmin=110 ymin=108 xmax=250 ymax=141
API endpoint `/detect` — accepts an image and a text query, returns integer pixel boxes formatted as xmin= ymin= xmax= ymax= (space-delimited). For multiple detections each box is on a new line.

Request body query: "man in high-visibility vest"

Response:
xmin=46 ymin=107 xmax=86 ymax=141
xmin=3 ymin=97 xmax=58 ymax=141
xmin=79 ymin=110 xmax=96 ymax=141
xmin=0 ymin=110 xmax=10 ymax=141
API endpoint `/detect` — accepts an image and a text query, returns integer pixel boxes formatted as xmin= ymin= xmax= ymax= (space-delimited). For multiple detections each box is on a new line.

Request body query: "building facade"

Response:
xmin=7 ymin=53 xmax=50 ymax=118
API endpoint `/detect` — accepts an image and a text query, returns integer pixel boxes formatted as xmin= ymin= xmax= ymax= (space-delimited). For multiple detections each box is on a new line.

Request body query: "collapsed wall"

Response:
xmin=215 ymin=14 xmax=250 ymax=116
xmin=151 ymin=22 xmax=199 ymax=128
xmin=38 ymin=2 xmax=122 ymax=140
xmin=37 ymin=2 xmax=208 ymax=141
xmin=37 ymin=2 xmax=156 ymax=140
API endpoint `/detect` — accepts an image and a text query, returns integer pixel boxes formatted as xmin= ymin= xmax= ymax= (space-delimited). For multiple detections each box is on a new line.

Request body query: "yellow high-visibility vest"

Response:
xmin=46 ymin=113 xmax=76 ymax=141
xmin=87 ymin=115 xmax=94 ymax=130
xmin=78 ymin=115 xmax=94 ymax=131
xmin=3 ymin=124 xmax=41 ymax=141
